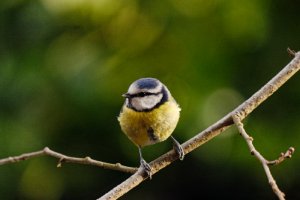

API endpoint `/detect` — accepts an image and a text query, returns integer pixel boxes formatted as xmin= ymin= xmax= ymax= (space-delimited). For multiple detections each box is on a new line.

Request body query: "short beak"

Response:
xmin=122 ymin=93 xmax=130 ymax=98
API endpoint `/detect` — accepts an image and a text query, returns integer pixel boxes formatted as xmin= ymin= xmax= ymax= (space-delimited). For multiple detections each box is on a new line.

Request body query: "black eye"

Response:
xmin=138 ymin=92 xmax=147 ymax=97
xmin=131 ymin=92 xmax=156 ymax=98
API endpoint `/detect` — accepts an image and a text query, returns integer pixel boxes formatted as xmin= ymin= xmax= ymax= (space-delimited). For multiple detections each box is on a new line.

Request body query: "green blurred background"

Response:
xmin=1 ymin=0 xmax=300 ymax=199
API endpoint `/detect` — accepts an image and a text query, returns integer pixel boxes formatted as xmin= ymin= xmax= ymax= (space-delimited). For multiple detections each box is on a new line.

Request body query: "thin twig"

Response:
xmin=0 ymin=147 xmax=137 ymax=174
xmin=287 ymin=47 xmax=296 ymax=57
xmin=99 ymin=50 xmax=300 ymax=199
xmin=267 ymin=147 xmax=295 ymax=166
xmin=232 ymin=114 xmax=294 ymax=200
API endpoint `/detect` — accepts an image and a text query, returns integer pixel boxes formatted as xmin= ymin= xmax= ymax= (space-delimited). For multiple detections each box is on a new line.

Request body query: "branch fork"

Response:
xmin=232 ymin=114 xmax=295 ymax=200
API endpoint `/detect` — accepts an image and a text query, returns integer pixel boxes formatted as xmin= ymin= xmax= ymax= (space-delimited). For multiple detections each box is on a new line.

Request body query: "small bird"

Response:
xmin=118 ymin=78 xmax=184 ymax=178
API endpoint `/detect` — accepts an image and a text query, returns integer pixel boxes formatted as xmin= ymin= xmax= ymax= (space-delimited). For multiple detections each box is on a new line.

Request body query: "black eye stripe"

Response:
xmin=130 ymin=92 xmax=160 ymax=98
xmin=137 ymin=92 xmax=151 ymax=97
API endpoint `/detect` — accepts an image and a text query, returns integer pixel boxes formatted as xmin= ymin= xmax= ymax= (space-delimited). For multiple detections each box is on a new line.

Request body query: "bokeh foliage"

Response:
xmin=1 ymin=0 xmax=300 ymax=199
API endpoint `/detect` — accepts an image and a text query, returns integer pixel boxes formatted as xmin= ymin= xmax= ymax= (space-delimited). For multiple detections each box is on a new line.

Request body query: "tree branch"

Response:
xmin=232 ymin=115 xmax=295 ymax=200
xmin=99 ymin=50 xmax=300 ymax=200
xmin=0 ymin=147 xmax=137 ymax=174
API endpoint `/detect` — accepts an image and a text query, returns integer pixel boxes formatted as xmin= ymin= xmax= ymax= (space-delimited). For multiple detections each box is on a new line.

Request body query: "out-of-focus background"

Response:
xmin=0 ymin=0 xmax=300 ymax=199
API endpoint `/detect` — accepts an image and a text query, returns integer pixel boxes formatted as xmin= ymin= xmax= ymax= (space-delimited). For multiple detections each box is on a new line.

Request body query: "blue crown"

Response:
xmin=136 ymin=78 xmax=159 ymax=89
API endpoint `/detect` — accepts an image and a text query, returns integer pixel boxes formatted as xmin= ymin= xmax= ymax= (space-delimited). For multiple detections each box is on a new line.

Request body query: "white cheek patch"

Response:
xmin=131 ymin=94 xmax=163 ymax=111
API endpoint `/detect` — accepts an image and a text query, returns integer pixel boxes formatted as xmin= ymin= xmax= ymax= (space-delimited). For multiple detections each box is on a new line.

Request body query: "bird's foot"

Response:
xmin=171 ymin=136 xmax=185 ymax=160
xmin=140 ymin=159 xmax=152 ymax=179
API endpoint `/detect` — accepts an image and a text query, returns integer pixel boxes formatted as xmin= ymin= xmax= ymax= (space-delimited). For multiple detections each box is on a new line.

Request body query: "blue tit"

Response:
xmin=118 ymin=77 xmax=184 ymax=178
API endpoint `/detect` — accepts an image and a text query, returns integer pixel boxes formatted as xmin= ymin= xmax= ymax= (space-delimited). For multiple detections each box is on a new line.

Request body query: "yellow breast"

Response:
xmin=118 ymin=101 xmax=180 ymax=147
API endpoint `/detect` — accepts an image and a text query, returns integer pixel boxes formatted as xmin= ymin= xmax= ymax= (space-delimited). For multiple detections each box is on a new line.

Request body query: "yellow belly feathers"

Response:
xmin=118 ymin=101 xmax=180 ymax=147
